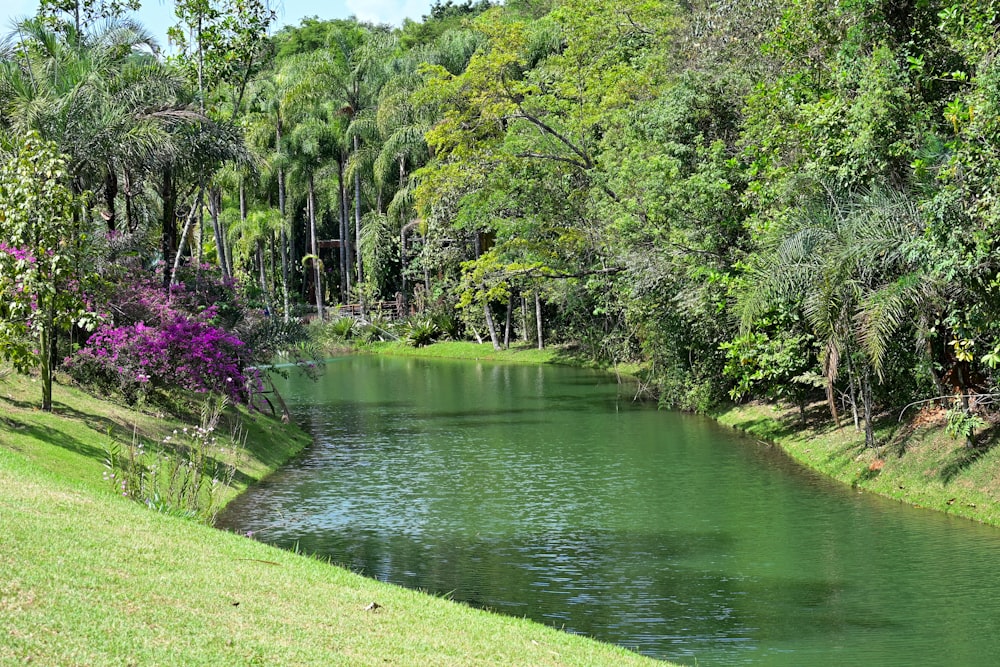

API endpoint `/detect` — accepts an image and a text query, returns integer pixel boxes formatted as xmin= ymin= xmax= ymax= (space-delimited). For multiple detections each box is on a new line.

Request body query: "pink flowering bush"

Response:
xmin=110 ymin=265 xmax=241 ymax=329
xmin=65 ymin=315 xmax=257 ymax=405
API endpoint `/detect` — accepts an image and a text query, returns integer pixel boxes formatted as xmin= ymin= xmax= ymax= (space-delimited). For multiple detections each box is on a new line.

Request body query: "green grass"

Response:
xmin=712 ymin=401 xmax=1000 ymax=526
xmin=365 ymin=339 xmax=562 ymax=364
xmin=363 ymin=339 xmax=646 ymax=378
xmin=0 ymin=372 xmax=663 ymax=666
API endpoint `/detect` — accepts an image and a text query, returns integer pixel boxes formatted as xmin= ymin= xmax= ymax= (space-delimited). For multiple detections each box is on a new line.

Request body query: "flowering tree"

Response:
xmin=0 ymin=132 xmax=96 ymax=410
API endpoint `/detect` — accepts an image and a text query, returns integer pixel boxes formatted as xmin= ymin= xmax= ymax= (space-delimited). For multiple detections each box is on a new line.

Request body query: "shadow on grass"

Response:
xmin=0 ymin=394 xmax=124 ymax=460
xmin=940 ymin=425 xmax=999 ymax=484
xmin=17 ymin=420 xmax=108 ymax=461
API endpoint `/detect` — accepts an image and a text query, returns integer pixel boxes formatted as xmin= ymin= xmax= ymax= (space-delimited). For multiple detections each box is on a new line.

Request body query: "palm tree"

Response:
xmin=0 ymin=18 xmax=186 ymax=233
xmin=227 ymin=205 xmax=285 ymax=313
xmin=740 ymin=184 xmax=939 ymax=448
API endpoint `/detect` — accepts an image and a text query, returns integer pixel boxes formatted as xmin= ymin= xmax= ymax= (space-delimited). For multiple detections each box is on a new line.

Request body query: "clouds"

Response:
xmin=344 ymin=0 xmax=429 ymax=26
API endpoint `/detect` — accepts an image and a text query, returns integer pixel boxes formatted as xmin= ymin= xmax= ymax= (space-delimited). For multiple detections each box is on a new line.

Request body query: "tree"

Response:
xmin=739 ymin=185 xmax=939 ymax=447
xmin=0 ymin=17 xmax=188 ymax=234
xmin=0 ymin=132 xmax=96 ymax=411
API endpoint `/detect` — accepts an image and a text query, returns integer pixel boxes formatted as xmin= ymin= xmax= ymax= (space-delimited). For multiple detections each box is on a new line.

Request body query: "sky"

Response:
xmin=2 ymin=0 xmax=435 ymax=51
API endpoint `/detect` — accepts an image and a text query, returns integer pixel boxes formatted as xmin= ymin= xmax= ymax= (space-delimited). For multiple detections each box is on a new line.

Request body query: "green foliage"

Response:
xmin=721 ymin=328 xmax=816 ymax=403
xmin=328 ymin=316 xmax=357 ymax=341
xmin=403 ymin=315 xmax=441 ymax=347
xmin=0 ymin=131 xmax=96 ymax=409
xmin=945 ymin=406 xmax=987 ymax=442
xmin=103 ymin=396 xmax=245 ymax=522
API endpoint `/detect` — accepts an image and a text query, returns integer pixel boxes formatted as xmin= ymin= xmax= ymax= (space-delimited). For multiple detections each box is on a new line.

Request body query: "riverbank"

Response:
xmin=0 ymin=372 xmax=660 ymax=665
xmin=362 ymin=340 xmax=1000 ymax=528
xmin=712 ymin=400 xmax=1000 ymax=526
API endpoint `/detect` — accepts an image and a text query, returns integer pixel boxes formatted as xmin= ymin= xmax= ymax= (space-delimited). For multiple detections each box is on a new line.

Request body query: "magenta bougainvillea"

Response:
xmin=65 ymin=316 xmax=256 ymax=404
xmin=65 ymin=264 xmax=267 ymax=405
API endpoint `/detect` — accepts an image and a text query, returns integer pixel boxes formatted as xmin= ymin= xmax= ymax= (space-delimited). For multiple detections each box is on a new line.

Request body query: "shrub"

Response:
xmin=327 ymin=316 xmax=356 ymax=341
xmin=404 ymin=316 xmax=440 ymax=347
xmin=103 ymin=396 xmax=244 ymax=522
xmin=65 ymin=316 xmax=255 ymax=405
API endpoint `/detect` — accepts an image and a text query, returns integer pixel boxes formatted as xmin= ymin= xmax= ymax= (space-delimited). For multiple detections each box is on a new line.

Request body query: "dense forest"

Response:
xmin=2 ymin=0 xmax=1000 ymax=447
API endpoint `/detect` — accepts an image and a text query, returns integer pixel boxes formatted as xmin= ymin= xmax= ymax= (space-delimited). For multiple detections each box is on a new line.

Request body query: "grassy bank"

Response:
xmin=712 ymin=401 xmax=1000 ymax=526
xmin=362 ymin=340 xmax=1000 ymax=528
xmin=362 ymin=339 xmax=645 ymax=377
xmin=0 ymin=372 xmax=660 ymax=666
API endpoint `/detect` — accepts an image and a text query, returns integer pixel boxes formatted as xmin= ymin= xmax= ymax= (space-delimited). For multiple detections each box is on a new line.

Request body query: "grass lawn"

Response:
xmin=0 ymin=372 xmax=662 ymax=666
xmin=363 ymin=340 xmax=645 ymax=378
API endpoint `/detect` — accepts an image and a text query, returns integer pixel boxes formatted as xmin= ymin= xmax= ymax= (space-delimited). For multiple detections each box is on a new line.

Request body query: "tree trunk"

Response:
xmin=308 ymin=174 xmax=324 ymax=321
xmin=484 ymin=302 xmax=500 ymax=351
xmin=338 ymin=157 xmax=350 ymax=302
xmin=257 ymin=239 xmax=271 ymax=313
xmin=535 ymin=292 xmax=544 ymax=350
xmin=862 ymin=364 xmax=875 ymax=449
xmin=210 ymin=187 xmax=229 ymax=280
xmin=277 ymin=123 xmax=290 ymax=322
xmin=521 ymin=296 xmax=529 ymax=342
xmin=124 ymin=170 xmax=134 ymax=233
xmin=170 ymin=189 xmax=202 ymax=287
xmin=40 ymin=304 xmax=54 ymax=412
xmin=504 ymin=291 xmax=513 ymax=349
xmin=195 ymin=188 xmax=204 ymax=269
xmin=400 ymin=219 xmax=420 ymax=312
xmin=353 ymin=135 xmax=364 ymax=297
xmin=103 ymin=166 xmax=118 ymax=233
xmin=846 ymin=353 xmax=860 ymax=431
xmin=160 ymin=167 xmax=176 ymax=290
xmin=269 ymin=233 xmax=277 ymax=300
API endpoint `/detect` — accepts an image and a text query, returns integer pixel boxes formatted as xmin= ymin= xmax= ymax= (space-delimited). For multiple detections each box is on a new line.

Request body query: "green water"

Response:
xmin=218 ymin=356 xmax=1000 ymax=665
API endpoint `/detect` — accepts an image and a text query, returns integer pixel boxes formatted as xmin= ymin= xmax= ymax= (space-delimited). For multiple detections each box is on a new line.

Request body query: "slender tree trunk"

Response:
xmin=277 ymin=122 xmax=290 ymax=322
xmin=862 ymin=364 xmax=875 ymax=449
xmin=257 ymin=239 xmax=271 ymax=313
xmin=171 ymin=188 xmax=202 ymax=286
xmin=211 ymin=187 xmax=229 ymax=280
xmin=353 ymin=135 xmax=363 ymax=289
xmin=308 ymin=174 xmax=324 ymax=321
xmin=521 ymin=296 xmax=529 ymax=342
xmin=160 ymin=167 xmax=176 ymax=290
xmin=400 ymin=220 xmax=419 ymax=312
xmin=40 ymin=304 xmax=54 ymax=412
xmin=535 ymin=292 xmax=544 ymax=350
xmin=124 ymin=170 xmax=134 ymax=233
xmin=103 ymin=167 xmax=118 ymax=233
xmin=338 ymin=157 xmax=350 ymax=302
xmin=195 ymin=188 xmax=204 ymax=270
xmin=847 ymin=353 xmax=860 ymax=431
xmin=269 ymin=233 xmax=277 ymax=300
xmin=504 ymin=291 xmax=513 ymax=349
xmin=484 ymin=302 xmax=500 ymax=350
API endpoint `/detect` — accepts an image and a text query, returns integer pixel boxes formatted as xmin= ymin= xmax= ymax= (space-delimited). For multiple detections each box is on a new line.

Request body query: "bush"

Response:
xmin=404 ymin=316 xmax=440 ymax=347
xmin=327 ymin=316 xmax=356 ymax=341
xmin=65 ymin=316 xmax=255 ymax=405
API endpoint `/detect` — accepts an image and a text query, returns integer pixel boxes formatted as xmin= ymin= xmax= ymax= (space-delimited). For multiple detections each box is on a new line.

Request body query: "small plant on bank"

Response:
xmin=327 ymin=316 xmax=356 ymax=341
xmin=945 ymin=405 xmax=987 ymax=446
xmin=404 ymin=316 xmax=441 ymax=347
xmin=357 ymin=312 xmax=398 ymax=343
xmin=103 ymin=395 xmax=245 ymax=522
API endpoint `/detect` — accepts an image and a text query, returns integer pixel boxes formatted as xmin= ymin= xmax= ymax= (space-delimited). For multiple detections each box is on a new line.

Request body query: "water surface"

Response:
xmin=219 ymin=355 xmax=1000 ymax=665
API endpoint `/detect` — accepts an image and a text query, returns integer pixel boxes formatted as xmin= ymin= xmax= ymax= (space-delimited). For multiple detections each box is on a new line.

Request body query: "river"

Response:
xmin=218 ymin=355 xmax=1000 ymax=665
